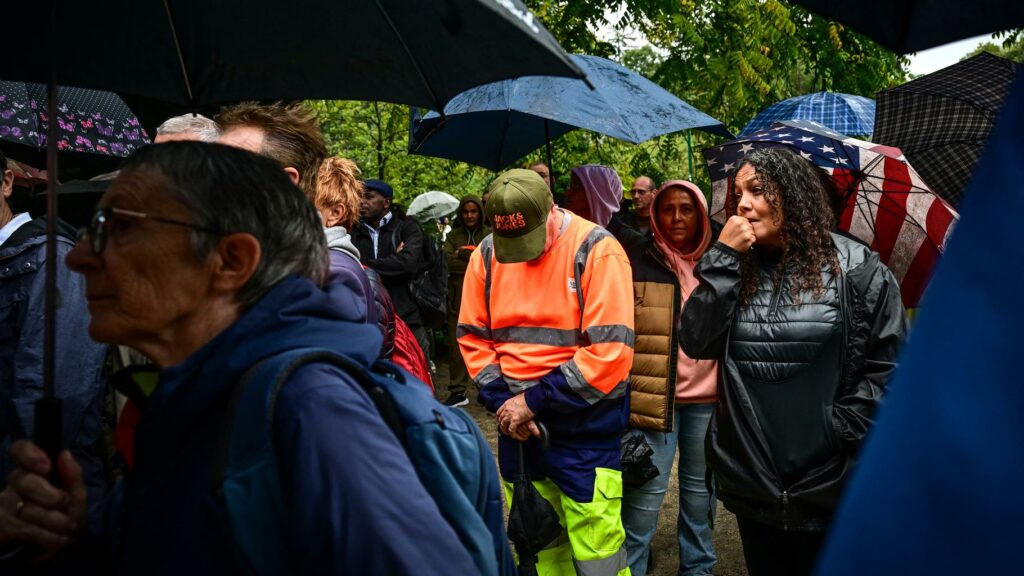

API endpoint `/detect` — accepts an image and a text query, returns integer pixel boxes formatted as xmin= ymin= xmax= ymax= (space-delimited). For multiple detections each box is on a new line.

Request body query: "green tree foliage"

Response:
xmin=963 ymin=30 xmax=1024 ymax=62
xmin=311 ymin=100 xmax=494 ymax=206
xmin=312 ymin=0 xmax=909 ymax=206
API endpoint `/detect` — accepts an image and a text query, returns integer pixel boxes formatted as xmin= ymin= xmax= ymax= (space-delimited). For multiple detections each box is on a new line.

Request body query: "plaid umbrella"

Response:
xmin=703 ymin=120 xmax=959 ymax=308
xmin=740 ymin=91 xmax=875 ymax=137
xmin=0 ymin=80 xmax=149 ymax=156
xmin=873 ymin=52 xmax=1019 ymax=206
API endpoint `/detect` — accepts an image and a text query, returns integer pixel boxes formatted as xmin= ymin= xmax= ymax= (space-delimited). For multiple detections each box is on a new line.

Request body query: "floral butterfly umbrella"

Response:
xmin=0 ymin=80 xmax=149 ymax=157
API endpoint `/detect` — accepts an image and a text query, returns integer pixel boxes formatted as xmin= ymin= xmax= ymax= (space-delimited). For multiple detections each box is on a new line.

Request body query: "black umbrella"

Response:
xmin=873 ymin=52 xmax=1019 ymax=206
xmin=0 ymin=80 xmax=149 ymax=157
xmin=788 ymin=0 xmax=1024 ymax=54
xmin=506 ymin=423 xmax=561 ymax=576
xmin=3 ymin=0 xmax=584 ymax=471
xmin=3 ymin=0 xmax=585 ymax=113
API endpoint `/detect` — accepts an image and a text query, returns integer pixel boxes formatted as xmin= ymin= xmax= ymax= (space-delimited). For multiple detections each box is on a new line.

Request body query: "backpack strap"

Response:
xmin=211 ymin=348 xmax=409 ymax=575
xmin=213 ymin=349 xmax=405 ymax=493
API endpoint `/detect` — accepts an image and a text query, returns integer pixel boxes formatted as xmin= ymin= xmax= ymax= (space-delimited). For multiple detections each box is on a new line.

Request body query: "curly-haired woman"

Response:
xmin=679 ymin=147 xmax=906 ymax=576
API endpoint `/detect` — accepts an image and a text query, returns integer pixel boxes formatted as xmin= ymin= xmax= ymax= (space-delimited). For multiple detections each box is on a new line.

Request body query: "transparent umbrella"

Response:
xmin=407 ymin=190 xmax=460 ymax=222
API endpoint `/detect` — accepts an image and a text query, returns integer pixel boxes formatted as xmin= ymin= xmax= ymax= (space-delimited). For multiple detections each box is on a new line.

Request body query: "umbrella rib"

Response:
xmin=856 ymin=181 xmax=942 ymax=239
xmin=373 ymin=0 xmax=444 ymax=112
xmin=161 ymin=0 xmax=195 ymax=107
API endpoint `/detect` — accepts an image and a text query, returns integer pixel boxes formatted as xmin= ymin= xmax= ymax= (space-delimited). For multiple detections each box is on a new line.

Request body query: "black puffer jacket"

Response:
xmin=680 ymin=234 xmax=906 ymax=531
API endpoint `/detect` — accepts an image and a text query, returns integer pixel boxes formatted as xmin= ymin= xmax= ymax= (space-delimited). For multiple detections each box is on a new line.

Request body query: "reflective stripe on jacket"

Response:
xmin=458 ymin=213 xmax=635 ymax=445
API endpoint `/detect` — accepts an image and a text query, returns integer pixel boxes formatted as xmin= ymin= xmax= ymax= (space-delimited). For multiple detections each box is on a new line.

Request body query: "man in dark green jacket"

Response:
xmin=441 ymin=195 xmax=490 ymax=407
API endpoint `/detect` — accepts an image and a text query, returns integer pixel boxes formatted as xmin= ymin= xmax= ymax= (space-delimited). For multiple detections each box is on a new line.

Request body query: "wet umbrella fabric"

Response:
xmin=0 ymin=81 xmax=149 ymax=157
xmin=740 ymin=91 xmax=875 ymax=137
xmin=408 ymin=190 xmax=461 ymax=221
xmin=409 ymin=54 xmax=732 ymax=171
xmin=703 ymin=120 xmax=959 ymax=308
xmin=2 ymin=0 xmax=584 ymax=113
xmin=873 ymin=52 xmax=1019 ymax=206
xmin=788 ymin=0 xmax=1024 ymax=54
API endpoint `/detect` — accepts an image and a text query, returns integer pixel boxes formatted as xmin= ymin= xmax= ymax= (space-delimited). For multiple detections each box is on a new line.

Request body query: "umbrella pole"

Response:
xmin=686 ymin=130 xmax=695 ymax=181
xmin=545 ymin=119 xmax=554 ymax=191
xmin=37 ymin=0 xmax=63 ymax=476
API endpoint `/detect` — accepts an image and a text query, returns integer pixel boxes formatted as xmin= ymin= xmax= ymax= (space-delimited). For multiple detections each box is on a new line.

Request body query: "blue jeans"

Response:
xmin=622 ymin=403 xmax=716 ymax=576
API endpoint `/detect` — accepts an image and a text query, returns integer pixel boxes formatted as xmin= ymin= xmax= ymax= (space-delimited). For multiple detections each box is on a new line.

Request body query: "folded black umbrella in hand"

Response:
xmin=506 ymin=424 xmax=561 ymax=576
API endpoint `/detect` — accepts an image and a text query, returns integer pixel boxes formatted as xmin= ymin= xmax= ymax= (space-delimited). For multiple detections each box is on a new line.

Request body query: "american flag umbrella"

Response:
xmin=703 ymin=120 xmax=959 ymax=308
xmin=873 ymin=52 xmax=1019 ymax=206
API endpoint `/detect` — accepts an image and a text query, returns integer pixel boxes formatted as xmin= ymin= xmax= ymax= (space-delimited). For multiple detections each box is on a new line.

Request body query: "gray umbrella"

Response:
xmin=873 ymin=52 xmax=1019 ymax=205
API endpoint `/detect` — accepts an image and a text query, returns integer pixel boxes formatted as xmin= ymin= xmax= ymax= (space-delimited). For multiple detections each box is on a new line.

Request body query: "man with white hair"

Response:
xmin=154 ymin=113 xmax=220 ymax=143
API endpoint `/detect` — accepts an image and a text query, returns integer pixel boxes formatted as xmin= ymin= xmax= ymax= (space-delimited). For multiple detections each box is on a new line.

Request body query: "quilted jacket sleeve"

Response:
xmin=679 ymin=242 xmax=743 ymax=360
xmin=832 ymin=252 xmax=907 ymax=451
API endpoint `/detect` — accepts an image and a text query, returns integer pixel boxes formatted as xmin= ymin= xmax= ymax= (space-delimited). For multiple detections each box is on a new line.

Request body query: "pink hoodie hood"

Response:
xmin=649 ymin=180 xmax=717 ymax=404
xmin=571 ymin=165 xmax=622 ymax=227
xmin=649 ymin=180 xmax=712 ymax=297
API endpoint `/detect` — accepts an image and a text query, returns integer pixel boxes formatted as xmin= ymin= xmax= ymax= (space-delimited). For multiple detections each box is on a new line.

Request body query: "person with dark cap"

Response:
xmin=0 ymin=151 xmax=108 ymax=532
xmin=351 ymin=179 xmax=430 ymax=360
xmin=458 ymin=169 xmax=635 ymax=575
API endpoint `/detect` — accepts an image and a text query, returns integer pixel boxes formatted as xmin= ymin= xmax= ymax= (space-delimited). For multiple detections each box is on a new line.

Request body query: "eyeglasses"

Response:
xmin=630 ymin=188 xmax=654 ymax=196
xmin=77 ymin=207 xmax=222 ymax=255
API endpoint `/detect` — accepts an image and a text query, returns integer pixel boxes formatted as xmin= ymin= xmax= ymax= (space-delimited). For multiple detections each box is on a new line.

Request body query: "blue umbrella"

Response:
xmin=409 ymin=54 xmax=732 ymax=171
xmin=739 ymin=91 xmax=875 ymax=137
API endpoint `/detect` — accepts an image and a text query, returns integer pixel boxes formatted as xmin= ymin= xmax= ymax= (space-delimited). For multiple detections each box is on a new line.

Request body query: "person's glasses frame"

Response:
xmin=78 ymin=207 xmax=222 ymax=255
xmin=630 ymin=187 xmax=655 ymax=196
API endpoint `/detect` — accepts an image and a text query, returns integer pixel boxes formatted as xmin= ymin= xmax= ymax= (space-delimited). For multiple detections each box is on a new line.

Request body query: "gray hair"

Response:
xmin=119 ymin=141 xmax=328 ymax=308
xmin=155 ymin=113 xmax=221 ymax=142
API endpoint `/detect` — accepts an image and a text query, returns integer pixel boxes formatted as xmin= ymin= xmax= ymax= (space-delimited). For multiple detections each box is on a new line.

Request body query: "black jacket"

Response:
xmin=351 ymin=213 xmax=425 ymax=327
xmin=680 ymin=234 xmax=906 ymax=530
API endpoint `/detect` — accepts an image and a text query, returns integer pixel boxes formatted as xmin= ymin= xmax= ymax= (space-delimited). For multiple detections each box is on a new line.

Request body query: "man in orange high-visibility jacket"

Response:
xmin=458 ymin=169 xmax=635 ymax=576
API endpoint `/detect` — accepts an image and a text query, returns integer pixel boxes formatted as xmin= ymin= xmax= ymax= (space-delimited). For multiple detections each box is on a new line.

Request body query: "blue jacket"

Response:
xmin=0 ymin=217 xmax=106 ymax=531
xmin=107 ymin=275 xmax=477 ymax=574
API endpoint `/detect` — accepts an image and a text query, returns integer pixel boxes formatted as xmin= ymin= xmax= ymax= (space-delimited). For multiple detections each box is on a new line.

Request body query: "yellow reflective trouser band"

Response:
xmin=503 ymin=468 xmax=630 ymax=576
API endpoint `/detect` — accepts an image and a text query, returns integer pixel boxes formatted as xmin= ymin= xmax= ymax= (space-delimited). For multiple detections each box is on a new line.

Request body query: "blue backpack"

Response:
xmin=213 ymin=348 xmax=515 ymax=575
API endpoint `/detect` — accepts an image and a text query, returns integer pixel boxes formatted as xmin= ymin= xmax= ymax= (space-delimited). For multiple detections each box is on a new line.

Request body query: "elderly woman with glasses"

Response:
xmin=0 ymin=142 xmax=476 ymax=574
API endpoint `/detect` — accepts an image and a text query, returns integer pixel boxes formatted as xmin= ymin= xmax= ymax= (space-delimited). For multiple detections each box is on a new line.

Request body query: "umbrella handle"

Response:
xmin=34 ymin=397 xmax=62 ymax=483
xmin=516 ymin=421 xmax=550 ymax=471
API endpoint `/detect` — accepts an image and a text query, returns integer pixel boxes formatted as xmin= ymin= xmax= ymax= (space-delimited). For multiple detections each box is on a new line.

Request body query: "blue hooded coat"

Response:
xmin=106 ymin=275 xmax=476 ymax=574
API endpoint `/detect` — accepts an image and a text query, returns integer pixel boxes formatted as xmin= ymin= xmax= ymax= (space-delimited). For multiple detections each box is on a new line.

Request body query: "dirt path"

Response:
xmin=434 ymin=358 xmax=749 ymax=575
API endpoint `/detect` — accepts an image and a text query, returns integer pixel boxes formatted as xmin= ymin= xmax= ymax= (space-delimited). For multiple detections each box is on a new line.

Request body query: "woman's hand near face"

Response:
xmin=0 ymin=441 xmax=87 ymax=561
xmin=719 ymin=215 xmax=757 ymax=252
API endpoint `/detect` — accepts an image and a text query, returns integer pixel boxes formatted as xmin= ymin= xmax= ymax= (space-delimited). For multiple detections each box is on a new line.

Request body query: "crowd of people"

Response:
xmin=0 ymin=101 xmax=906 ymax=576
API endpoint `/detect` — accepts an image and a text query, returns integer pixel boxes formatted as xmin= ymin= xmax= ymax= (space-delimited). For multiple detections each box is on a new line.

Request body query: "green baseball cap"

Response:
xmin=486 ymin=169 xmax=553 ymax=263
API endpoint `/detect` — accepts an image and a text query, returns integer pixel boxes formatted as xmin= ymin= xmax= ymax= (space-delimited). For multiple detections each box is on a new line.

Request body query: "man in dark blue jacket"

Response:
xmin=0 ymin=152 xmax=107 ymax=532
xmin=0 ymin=143 xmax=476 ymax=574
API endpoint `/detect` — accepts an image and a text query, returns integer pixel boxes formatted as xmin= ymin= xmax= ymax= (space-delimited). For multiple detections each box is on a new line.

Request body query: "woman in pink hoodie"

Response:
xmin=615 ymin=180 xmax=718 ymax=576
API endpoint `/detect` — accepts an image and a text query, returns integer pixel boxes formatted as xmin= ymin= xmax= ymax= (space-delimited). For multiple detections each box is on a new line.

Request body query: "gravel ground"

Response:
xmin=433 ymin=357 xmax=749 ymax=576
